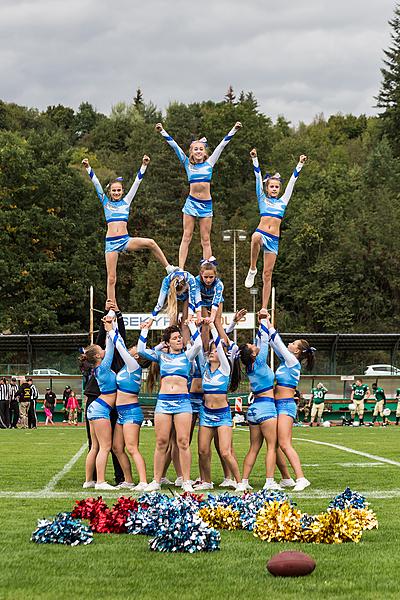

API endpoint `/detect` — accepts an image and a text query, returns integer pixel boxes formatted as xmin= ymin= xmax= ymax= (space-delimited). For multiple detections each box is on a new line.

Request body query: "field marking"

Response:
xmin=42 ymin=442 xmax=88 ymax=493
xmin=1 ymin=488 xmax=400 ymax=500
xmin=293 ymin=437 xmax=400 ymax=468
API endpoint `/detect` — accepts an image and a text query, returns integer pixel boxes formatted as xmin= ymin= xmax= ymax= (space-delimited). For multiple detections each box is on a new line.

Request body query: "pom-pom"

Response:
xmin=31 ymin=512 xmax=93 ymax=546
xmin=198 ymin=506 xmax=241 ymax=530
xmin=253 ymin=501 xmax=303 ymax=542
xmin=328 ymin=487 xmax=367 ymax=511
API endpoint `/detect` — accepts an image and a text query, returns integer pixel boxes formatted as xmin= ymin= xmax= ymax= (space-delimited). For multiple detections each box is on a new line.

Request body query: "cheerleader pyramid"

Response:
xmin=80 ymin=121 xmax=315 ymax=493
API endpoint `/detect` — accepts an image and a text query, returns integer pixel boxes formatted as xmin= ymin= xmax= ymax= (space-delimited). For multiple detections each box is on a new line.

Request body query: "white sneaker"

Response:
xmin=160 ymin=477 xmax=173 ymax=485
xmin=132 ymin=482 xmax=148 ymax=492
xmin=235 ymin=482 xmax=248 ymax=493
xmin=219 ymin=478 xmax=236 ymax=489
xmin=166 ymin=264 xmax=179 ymax=274
xmin=279 ymin=478 xmax=296 ymax=488
xmin=174 ymin=476 xmax=183 ymax=487
xmin=82 ymin=480 xmax=96 ymax=489
xmin=145 ymin=480 xmax=161 ymax=492
xmin=182 ymin=480 xmax=194 ymax=493
xmin=241 ymin=479 xmax=253 ymax=490
xmin=263 ymin=479 xmax=283 ymax=491
xmin=95 ymin=482 xmax=115 ymax=490
xmin=245 ymin=268 xmax=257 ymax=288
xmin=292 ymin=477 xmax=311 ymax=492
xmin=116 ymin=481 xmax=134 ymax=489
xmin=193 ymin=481 xmax=214 ymax=491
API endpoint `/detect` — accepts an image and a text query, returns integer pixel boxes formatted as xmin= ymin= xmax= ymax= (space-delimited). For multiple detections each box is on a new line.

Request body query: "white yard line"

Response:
xmin=292 ymin=437 xmax=400 ymax=468
xmin=42 ymin=442 xmax=87 ymax=493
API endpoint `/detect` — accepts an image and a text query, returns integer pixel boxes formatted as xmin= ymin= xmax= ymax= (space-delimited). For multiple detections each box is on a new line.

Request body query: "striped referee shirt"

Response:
xmin=9 ymin=383 xmax=18 ymax=402
xmin=0 ymin=382 xmax=10 ymax=401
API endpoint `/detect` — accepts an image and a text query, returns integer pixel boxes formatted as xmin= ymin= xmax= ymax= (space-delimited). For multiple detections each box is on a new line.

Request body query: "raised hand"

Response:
xmin=142 ymin=155 xmax=150 ymax=165
xmin=299 ymin=154 xmax=307 ymax=164
xmin=250 ymin=148 xmax=257 ymax=158
xmin=234 ymin=121 xmax=242 ymax=130
xmin=81 ymin=158 xmax=90 ymax=168
xmin=234 ymin=308 xmax=247 ymax=322
xmin=155 ymin=123 xmax=163 ymax=132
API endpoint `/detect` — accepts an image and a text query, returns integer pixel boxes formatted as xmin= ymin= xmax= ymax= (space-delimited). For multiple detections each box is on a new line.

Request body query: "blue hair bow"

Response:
xmin=263 ymin=172 xmax=283 ymax=183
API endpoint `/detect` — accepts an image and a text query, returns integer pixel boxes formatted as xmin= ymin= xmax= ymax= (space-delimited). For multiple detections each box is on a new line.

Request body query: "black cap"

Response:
xmin=11 ymin=377 xmax=17 ymax=381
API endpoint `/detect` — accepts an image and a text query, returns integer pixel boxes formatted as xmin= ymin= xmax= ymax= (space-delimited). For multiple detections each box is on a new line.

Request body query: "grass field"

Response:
xmin=1 ymin=425 xmax=400 ymax=600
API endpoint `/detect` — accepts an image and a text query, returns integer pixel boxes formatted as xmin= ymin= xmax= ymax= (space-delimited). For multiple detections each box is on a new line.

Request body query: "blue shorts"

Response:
xmin=255 ymin=228 xmax=279 ymax=255
xmin=247 ymin=396 xmax=277 ymax=425
xmin=201 ymin=297 xmax=225 ymax=310
xmin=183 ymin=195 xmax=213 ymax=218
xmin=199 ymin=404 xmax=232 ymax=428
xmin=276 ymin=398 xmax=297 ymax=420
xmin=116 ymin=403 xmax=144 ymax=426
xmin=155 ymin=394 xmax=192 ymax=415
xmin=87 ymin=398 xmax=112 ymax=421
xmin=105 ymin=234 xmax=132 ymax=254
xmin=190 ymin=392 xmax=203 ymax=414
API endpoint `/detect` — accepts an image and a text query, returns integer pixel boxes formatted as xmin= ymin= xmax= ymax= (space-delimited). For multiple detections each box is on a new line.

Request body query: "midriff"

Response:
xmin=189 ymin=181 xmax=211 ymax=200
xmin=98 ymin=392 xmax=117 ymax=406
xmin=160 ymin=375 xmax=188 ymax=395
xmin=274 ymin=386 xmax=295 ymax=401
xmin=116 ymin=391 xmax=139 ymax=406
xmin=106 ymin=222 xmax=128 ymax=237
xmin=258 ymin=216 xmax=281 ymax=237
xmin=190 ymin=378 xmax=203 ymax=394
xmin=204 ymin=393 xmax=228 ymax=409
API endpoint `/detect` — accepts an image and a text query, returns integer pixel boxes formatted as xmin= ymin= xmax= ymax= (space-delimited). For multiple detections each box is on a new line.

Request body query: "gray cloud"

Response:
xmin=0 ymin=0 xmax=395 ymax=123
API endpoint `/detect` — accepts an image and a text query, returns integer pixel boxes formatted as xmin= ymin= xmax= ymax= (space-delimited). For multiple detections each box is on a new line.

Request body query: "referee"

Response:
xmin=9 ymin=377 xmax=19 ymax=428
xmin=0 ymin=377 xmax=10 ymax=428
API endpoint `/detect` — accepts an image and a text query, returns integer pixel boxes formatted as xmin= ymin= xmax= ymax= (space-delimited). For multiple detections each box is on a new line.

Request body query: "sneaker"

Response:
xmin=235 ymin=482 xmax=248 ymax=493
xmin=145 ymin=480 xmax=161 ymax=492
xmin=193 ymin=481 xmax=214 ymax=491
xmin=279 ymin=478 xmax=296 ymax=488
xmin=219 ymin=478 xmax=236 ymax=489
xmin=241 ymin=479 xmax=253 ymax=490
xmin=166 ymin=264 xmax=179 ymax=274
xmin=132 ymin=482 xmax=148 ymax=492
xmin=292 ymin=477 xmax=311 ymax=492
xmin=174 ymin=476 xmax=183 ymax=487
xmin=95 ymin=482 xmax=115 ymax=490
xmin=82 ymin=480 xmax=96 ymax=489
xmin=160 ymin=477 xmax=173 ymax=485
xmin=116 ymin=481 xmax=134 ymax=489
xmin=263 ymin=479 xmax=283 ymax=491
xmin=182 ymin=480 xmax=194 ymax=493
xmin=245 ymin=268 xmax=257 ymax=288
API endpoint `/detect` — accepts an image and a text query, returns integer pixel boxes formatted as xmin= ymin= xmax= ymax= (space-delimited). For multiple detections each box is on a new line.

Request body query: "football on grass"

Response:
xmin=267 ymin=551 xmax=316 ymax=577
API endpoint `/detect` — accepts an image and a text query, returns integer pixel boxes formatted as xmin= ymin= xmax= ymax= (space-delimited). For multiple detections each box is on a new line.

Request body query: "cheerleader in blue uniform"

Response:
xmin=244 ymin=149 xmax=307 ymax=309
xmin=194 ymin=323 xmax=245 ymax=491
xmin=81 ymin=317 xmax=117 ymax=491
xmin=156 ymin=121 xmax=242 ymax=268
xmin=265 ymin=313 xmax=315 ymax=491
xmin=138 ymin=319 xmax=202 ymax=492
xmin=196 ymin=260 xmax=227 ymax=346
xmin=82 ymin=156 xmax=177 ymax=302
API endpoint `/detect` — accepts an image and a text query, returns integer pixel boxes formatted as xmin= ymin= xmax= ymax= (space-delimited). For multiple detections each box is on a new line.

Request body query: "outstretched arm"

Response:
xmin=254 ymin=318 xmax=270 ymax=365
xmin=209 ymin=280 xmax=224 ymax=324
xmin=137 ymin=327 xmax=160 ymax=362
xmin=82 ymin=159 xmax=106 ymax=204
xmin=185 ymin=321 xmax=203 ymax=361
xmin=101 ymin=334 xmax=115 ymax=371
xmin=280 ymin=154 xmax=307 ymax=206
xmin=110 ymin=327 xmax=140 ymax=372
xmin=250 ymin=149 xmax=264 ymax=201
xmin=208 ymin=122 xmax=242 ymax=167
xmin=186 ymin=273 xmax=201 ymax=320
xmin=210 ymin=324 xmax=230 ymax=376
xmin=264 ymin=314 xmax=298 ymax=367
xmin=156 ymin=123 xmax=187 ymax=164
xmin=124 ymin=155 xmax=149 ymax=206
xmin=151 ymin=275 xmax=171 ymax=318
xmin=225 ymin=308 xmax=247 ymax=335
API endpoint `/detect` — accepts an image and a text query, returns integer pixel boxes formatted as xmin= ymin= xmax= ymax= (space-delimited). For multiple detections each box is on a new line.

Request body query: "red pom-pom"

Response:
xmin=267 ymin=551 xmax=316 ymax=577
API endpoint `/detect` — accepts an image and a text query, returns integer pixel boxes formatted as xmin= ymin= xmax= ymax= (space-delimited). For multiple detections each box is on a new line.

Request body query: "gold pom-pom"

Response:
xmin=253 ymin=500 xmax=303 ymax=542
xmin=198 ymin=506 xmax=241 ymax=530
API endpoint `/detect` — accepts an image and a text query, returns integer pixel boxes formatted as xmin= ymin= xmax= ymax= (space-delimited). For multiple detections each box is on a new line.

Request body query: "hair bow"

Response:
xmin=200 ymin=256 xmax=218 ymax=266
xmin=306 ymin=346 xmax=317 ymax=354
xmin=191 ymin=137 xmax=208 ymax=147
xmin=263 ymin=172 xmax=283 ymax=183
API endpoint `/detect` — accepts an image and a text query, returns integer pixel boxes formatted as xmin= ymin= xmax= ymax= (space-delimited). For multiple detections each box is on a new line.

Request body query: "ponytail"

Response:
xmin=167 ymin=280 xmax=178 ymax=325
xmin=146 ymin=362 xmax=160 ymax=393
xmin=298 ymin=339 xmax=316 ymax=371
xmin=229 ymin=357 xmax=242 ymax=392
xmin=238 ymin=343 xmax=254 ymax=373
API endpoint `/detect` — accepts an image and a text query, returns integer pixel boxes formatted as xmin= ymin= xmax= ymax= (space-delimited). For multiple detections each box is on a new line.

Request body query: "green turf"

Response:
xmin=0 ymin=426 xmax=399 ymax=599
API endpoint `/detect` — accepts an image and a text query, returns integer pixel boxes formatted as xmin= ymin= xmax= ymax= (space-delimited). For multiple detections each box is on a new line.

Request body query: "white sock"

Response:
xmin=265 ymin=477 xmax=275 ymax=485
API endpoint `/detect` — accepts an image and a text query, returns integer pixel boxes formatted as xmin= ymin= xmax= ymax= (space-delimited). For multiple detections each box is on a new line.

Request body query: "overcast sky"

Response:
xmin=0 ymin=0 xmax=396 ymax=124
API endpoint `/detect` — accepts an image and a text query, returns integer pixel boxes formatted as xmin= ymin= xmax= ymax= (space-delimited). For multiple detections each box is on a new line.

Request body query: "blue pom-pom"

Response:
xmin=31 ymin=512 xmax=93 ymax=546
xmin=328 ymin=487 xmax=367 ymax=511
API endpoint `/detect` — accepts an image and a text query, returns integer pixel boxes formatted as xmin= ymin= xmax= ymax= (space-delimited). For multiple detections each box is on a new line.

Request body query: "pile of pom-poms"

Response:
xmin=31 ymin=512 xmax=93 ymax=546
xmin=71 ymin=496 xmax=139 ymax=533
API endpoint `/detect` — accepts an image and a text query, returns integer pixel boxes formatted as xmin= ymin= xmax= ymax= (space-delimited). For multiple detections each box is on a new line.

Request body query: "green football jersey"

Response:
xmin=352 ymin=383 xmax=369 ymax=401
xmin=374 ymin=387 xmax=385 ymax=401
xmin=311 ymin=388 xmax=326 ymax=405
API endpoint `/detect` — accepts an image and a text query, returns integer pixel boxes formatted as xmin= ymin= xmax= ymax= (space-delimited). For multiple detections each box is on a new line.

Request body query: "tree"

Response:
xmin=134 ymin=88 xmax=144 ymax=107
xmin=224 ymin=85 xmax=236 ymax=104
xmin=376 ymin=3 xmax=400 ymax=153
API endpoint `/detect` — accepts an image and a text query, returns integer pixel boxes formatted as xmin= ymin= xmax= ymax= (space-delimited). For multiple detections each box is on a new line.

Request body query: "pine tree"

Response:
xmin=134 ymin=88 xmax=144 ymax=107
xmin=224 ymin=85 xmax=236 ymax=104
xmin=376 ymin=3 xmax=400 ymax=154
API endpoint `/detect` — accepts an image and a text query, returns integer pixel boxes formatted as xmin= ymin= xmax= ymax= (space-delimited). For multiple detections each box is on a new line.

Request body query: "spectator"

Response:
xmin=9 ymin=377 xmax=20 ymax=428
xmin=44 ymin=387 xmax=57 ymax=419
xmin=296 ymin=391 xmax=311 ymax=423
xmin=370 ymin=383 xmax=387 ymax=426
xmin=44 ymin=399 xmax=55 ymax=426
xmin=350 ymin=378 xmax=370 ymax=426
xmin=62 ymin=386 xmax=71 ymax=422
xmin=27 ymin=377 xmax=38 ymax=429
xmin=0 ymin=377 xmax=10 ymax=429
xmin=17 ymin=378 xmax=32 ymax=429
xmin=67 ymin=391 xmax=80 ymax=426
xmin=396 ymin=387 xmax=400 ymax=426
xmin=310 ymin=382 xmax=328 ymax=426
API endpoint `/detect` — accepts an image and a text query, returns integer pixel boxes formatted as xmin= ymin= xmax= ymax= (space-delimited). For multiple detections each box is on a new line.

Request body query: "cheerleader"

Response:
xmin=138 ymin=319 xmax=202 ymax=492
xmin=244 ymin=149 xmax=307 ymax=308
xmin=265 ymin=313 xmax=315 ymax=491
xmin=82 ymin=156 xmax=177 ymax=302
xmin=156 ymin=121 xmax=242 ymax=268
xmin=194 ymin=323 xmax=244 ymax=491
xmin=81 ymin=317 xmax=117 ymax=490
xmin=196 ymin=260 xmax=227 ymax=347
xmin=109 ymin=321 xmax=153 ymax=491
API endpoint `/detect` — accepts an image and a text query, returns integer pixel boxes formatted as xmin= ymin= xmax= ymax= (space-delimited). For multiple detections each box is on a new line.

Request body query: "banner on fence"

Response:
xmin=122 ymin=312 xmax=255 ymax=330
